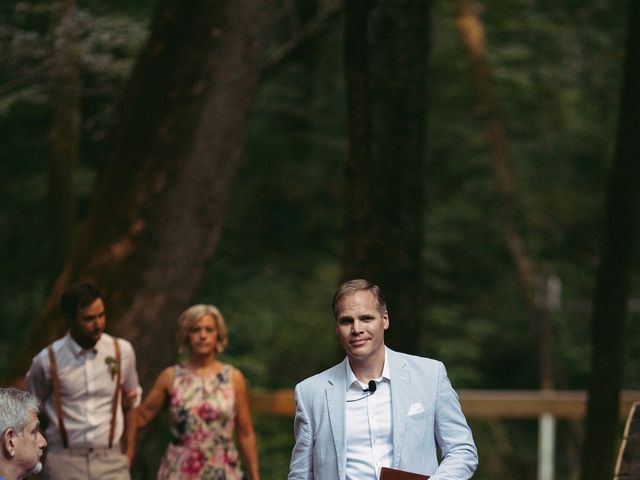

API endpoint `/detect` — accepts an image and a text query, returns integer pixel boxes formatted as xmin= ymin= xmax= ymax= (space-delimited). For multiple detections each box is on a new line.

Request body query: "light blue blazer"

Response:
xmin=288 ymin=347 xmax=478 ymax=480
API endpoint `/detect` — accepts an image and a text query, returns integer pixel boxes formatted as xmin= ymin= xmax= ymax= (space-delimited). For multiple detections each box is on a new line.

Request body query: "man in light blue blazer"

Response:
xmin=289 ymin=279 xmax=477 ymax=480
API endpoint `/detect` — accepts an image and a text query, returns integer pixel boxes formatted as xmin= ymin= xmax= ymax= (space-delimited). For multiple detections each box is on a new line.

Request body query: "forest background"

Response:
xmin=1 ymin=0 xmax=639 ymax=479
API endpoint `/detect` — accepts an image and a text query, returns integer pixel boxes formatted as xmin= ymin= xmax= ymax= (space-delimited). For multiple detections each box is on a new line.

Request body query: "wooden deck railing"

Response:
xmin=249 ymin=389 xmax=640 ymax=418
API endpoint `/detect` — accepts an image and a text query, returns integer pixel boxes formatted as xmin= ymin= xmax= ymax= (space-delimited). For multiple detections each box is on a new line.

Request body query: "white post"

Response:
xmin=538 ymin=413 xmax=556 ymax=480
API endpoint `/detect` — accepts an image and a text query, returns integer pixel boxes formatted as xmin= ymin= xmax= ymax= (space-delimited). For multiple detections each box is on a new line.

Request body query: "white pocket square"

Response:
xmin=407 ymin=402 xmax=425 ymax=416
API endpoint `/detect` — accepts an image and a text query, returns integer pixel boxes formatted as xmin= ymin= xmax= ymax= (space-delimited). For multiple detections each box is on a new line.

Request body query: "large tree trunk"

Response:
xmin=342 ymin=0 xmax=430 ymax=354
xmin=48 ymin=0 xmax=81 ymax=277
xmin=580 ymin=1 xmax=640 ymax=477
xmin=11 ymin=0 xmax=266 ymax=389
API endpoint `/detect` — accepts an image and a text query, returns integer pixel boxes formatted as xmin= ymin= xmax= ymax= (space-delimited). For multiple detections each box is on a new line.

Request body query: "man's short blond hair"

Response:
xmin=332 ymin=279 xmax=387 ymax=319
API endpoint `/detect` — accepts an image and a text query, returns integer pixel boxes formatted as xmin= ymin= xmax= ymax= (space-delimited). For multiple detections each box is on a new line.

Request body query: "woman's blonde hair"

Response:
xmin=176 ymin=304 xmax=228 ymax=354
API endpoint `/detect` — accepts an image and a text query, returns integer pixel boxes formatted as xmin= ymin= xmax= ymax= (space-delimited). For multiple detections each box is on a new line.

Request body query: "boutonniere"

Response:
xmin=105 ymin=356 xmax=119 ymax=380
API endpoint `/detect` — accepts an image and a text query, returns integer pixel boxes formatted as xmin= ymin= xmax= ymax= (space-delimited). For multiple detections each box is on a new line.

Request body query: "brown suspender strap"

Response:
xmin=47 ymin=346 xmax=69 ymax=448
xmin=108 ymin=337 xmax=122 ymax=448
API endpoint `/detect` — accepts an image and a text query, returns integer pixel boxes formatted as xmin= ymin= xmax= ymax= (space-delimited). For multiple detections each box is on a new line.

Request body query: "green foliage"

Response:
xmin=252 ymin=416 xmax=296 ymax=479
xmin=2 ymin=0 xmax=639 ymax=478
xmin=0 ymin=0 xmax=148 ymax=378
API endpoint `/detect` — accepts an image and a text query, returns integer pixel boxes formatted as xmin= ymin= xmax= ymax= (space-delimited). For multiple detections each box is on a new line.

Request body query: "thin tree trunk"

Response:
xmin=454 ymin=0 xmax=554 ymax=390
xmin=11 ymin=0 xmax=266 ymax=389
xmin=343 ymin=0 xmax=430 ymax=354
xmin=48 ymin=0 xmax=81 ymax=276
xmin=580 ymin=1 xmax=640 ymax=477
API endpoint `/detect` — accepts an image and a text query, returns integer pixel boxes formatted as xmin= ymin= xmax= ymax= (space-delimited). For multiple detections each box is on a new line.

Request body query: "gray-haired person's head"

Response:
xmin=0 ymin=388 xmax=39 ymax=436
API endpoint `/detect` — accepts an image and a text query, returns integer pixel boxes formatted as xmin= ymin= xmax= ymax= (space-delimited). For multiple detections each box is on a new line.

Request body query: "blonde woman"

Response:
xmin=138 ymin=305 xmax=259 ymax=480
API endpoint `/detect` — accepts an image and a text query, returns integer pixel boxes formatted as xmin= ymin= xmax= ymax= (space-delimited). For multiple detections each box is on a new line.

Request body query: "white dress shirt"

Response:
xmin=345 ymin=351 xmax=393 ymax=480
xmin=26 ymin=332 xmax=142 ymax=449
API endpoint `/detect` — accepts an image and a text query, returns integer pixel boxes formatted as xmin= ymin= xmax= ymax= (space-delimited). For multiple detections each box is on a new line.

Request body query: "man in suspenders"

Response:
xmin=26 ymin=283 xmax=142 ymax=480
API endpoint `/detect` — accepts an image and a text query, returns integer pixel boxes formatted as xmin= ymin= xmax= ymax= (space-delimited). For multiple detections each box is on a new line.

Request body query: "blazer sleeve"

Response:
xmin=431 ymin=362 xmax=478 ymax=479
xmin=288 ymin=383 xmax=314 ymax=479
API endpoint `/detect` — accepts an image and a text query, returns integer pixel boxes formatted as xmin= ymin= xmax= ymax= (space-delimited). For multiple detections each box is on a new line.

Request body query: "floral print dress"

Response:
xmin=157 ymin=364 xmax=243 ymax=480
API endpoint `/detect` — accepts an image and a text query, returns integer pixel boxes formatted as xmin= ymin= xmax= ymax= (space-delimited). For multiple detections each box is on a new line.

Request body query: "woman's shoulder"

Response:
xmin=225 ymin=365 xmax=250 ymax=390
xmin=155 ymin=365 xmax=180 ymax=387
xmin=222 ymin=363 xmax=242 ymax=376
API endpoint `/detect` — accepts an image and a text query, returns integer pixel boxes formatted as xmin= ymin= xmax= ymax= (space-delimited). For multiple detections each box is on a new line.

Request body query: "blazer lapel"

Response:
xmin=327 ymin=359 xmax=348 ymax=480
xmin=389 ymin=348 xmax=411 ymax=468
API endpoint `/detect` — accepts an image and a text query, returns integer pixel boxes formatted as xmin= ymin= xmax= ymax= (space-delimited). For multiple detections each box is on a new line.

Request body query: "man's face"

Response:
xmin=15 ymin=410 xmax=47 ymax=477
xmin=335 ymin=290 xmax=389 ymax=364
xmin=69 ymin=297 xmax=106 ymax=349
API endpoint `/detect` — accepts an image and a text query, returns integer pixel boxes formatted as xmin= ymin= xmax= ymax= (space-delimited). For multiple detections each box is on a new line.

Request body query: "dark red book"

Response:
xmin=379 ymin=467 xmax=430 ymax=480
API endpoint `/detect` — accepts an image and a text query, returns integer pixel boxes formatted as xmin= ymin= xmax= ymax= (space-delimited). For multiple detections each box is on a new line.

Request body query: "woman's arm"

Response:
xmin=137 ymin=366 xmax=174 ymax=429
xmin=233 ymin=368 xmax=260 ymax=480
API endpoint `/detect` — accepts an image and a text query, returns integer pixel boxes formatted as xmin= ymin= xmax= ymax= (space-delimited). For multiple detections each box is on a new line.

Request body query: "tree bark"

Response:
xmin=580 ymin=1 xmax=640 ymax=477
xmin=11 ymin=0 xmax=266 ymax=389
xmin=342 ymin=0 xmax=431 ymax=354
xmin=48 ymin=0 xmax=81 ymax=277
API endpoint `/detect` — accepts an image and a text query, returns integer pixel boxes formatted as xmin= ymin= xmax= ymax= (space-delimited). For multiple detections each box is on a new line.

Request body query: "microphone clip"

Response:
xmin=346 ymin=380 xmax=377 ymax=403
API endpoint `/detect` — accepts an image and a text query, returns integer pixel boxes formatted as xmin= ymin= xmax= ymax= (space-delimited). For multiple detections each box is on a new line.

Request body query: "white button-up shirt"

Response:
xmin=345 ymin=352 xmax=393 ymax=480
xmin=26 ymin=332 xmax=142 ymax=449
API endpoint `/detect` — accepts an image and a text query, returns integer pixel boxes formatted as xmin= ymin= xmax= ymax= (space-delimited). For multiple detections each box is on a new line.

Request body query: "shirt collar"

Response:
xmin=64 ymin=332 xmax=100 ymax=357
xmin=345 ymin=347 xmax=391 ymax=391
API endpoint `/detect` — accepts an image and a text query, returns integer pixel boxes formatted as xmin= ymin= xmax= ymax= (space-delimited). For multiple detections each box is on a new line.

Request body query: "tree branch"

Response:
xmin=260 ymin=0 xmax=343 ymax=80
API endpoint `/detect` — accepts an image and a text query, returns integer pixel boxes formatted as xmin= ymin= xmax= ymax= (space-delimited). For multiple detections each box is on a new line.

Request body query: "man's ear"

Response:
xmin=1 ymin=428 xmax=17 ymax=457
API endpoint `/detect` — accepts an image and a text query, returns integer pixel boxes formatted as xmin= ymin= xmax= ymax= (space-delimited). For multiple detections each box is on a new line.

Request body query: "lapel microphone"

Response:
xmin=346 ymin=380 xmax=377 ymax=402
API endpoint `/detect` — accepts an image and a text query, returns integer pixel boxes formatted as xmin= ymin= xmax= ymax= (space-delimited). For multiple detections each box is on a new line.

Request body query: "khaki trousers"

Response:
xmin=42 ymin=446 xmax=130 ymax=480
